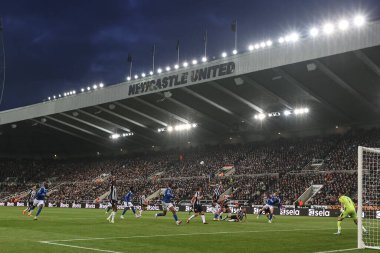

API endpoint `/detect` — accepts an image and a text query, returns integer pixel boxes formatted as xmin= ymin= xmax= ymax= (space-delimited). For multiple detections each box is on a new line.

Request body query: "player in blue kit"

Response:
xmin=155 ymin=183 xmax=182 ymax=225
xmin=30 ymin=183 xmax=49 ymax=220
xmin=120 ymin=187 xmax=140 ymax=219
xmin=263 ymin=193 xmax=281 ymax=223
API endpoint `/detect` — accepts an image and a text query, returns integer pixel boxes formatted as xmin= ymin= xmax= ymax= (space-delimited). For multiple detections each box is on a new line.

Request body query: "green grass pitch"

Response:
xmin=0 ymin=207 xmax=375 ymax=253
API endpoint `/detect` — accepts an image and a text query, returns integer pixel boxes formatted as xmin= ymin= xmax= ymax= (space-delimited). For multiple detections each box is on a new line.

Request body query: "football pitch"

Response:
xmin=0 ymin=207 xmax=375 ymax=253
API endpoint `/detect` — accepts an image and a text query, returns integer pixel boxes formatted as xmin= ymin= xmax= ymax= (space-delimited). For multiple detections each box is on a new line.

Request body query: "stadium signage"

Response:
xmin=280 ymin=208 xmax=300 ymax=216
xmin=308 ymin=209 xmax=330 ymax=217
xmin=128 ymin=62 xmax=236 ymax=96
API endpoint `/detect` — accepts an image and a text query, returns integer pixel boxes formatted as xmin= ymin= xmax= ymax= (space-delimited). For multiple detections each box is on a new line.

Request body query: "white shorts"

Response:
xmin=162 ymin=202 xmax=174 ymax=210
xmin=264 ymin=204 xmax=273 ymax=209
xmin=123 ymin=201 xmax=133 ymax=208
xmin=33 ymin=199 xmax=44 ymax=207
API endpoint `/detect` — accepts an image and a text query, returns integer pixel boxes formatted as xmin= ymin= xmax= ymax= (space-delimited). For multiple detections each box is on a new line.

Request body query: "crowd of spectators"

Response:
xmin=1 ymin=127 xmax=379 ymax=205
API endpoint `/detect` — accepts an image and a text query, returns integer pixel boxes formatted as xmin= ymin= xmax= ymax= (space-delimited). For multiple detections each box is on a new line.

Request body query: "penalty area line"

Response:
xmin=314 ymin=248 xmax=358 ymax=253
xmin=39 ymin=241 xmax=122 ymax=253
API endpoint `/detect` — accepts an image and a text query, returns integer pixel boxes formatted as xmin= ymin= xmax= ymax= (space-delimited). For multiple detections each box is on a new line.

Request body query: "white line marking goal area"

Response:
xmin=38 ymin=228 xmax=356 ymax=253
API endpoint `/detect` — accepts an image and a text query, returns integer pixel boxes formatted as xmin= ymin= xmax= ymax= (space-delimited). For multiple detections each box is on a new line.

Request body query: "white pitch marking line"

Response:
xmin=40 ymin=241 xmax=122 ymax=253
xmin=314 ymin=248 xmax=358 ymax=253
xmin=42 ymin=227 xmax=354 ymax=243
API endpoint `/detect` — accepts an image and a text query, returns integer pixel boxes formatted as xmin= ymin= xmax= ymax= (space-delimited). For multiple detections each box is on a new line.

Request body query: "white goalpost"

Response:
xmin=358 ymin=146 xmax=380 ymax=250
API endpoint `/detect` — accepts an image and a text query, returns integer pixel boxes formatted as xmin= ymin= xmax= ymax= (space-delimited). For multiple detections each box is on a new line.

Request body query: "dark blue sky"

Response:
xmin=0 ymin=0 xmax=379 ymax=110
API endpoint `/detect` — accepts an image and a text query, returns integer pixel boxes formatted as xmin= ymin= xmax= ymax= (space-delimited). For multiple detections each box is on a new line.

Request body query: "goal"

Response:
xmin=358 ymin=146 xmax=380 ymax=250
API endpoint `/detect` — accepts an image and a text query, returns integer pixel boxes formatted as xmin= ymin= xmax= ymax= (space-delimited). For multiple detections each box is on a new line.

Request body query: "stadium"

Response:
xmin=0 ymin=2 xmax=380 ymax=253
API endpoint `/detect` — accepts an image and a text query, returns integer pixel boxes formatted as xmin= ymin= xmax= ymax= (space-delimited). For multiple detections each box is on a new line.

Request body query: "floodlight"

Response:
xmin=201 ymin=57 xmax=207 ymax=62
xmin=248 ymin=44 xmax=254 ymax=51
xmin=284 ymin=110 xmax=291 ymax=116
xmin=93 ymin=84 xmax=98 ymax=89
xmin=48 ymin=97 xmax=51 ymax=100
xmin=260 ymin=42 xmax=266 ymax=48
xmin=167 ymin=126 xmax=173 ymax=132
xmin=254 ymin=44 xmax=260 ymax=49
xmin=278 ymin=37 xmax=285 ymax=44
xmin=338 ymin=19 xmax=349 ymax=30
xmin=157 ymin=68 xmax=162 ymax=73
xmin=53 ymin=95 xmax=56 ymax=99
xmin=174 ymin=64 xmax=179 ymax=69
xmin=87 ymin=87 xmax=91 ymax=91
xmin=149 ymin=71 xmax=154 ymax=75
xmin=353 ymin=15 xmax=365 ymax=27
xmin=290 ymin=32 xmax=299 ymax=42
xmin=183 ymin=62 xmax=189 ymax=67
xmin=134 ymin=74 xmax=139 ymax=79
xmin=266 ymin=40 xmax=273 ymax=47
xmin=221 ymin=52 xmax=227 ymax=58
xmin=99 ymin=83 xmax=104 ymax=88
xmin=141 ymin=73 xmax=146 ymax=77
xmin=232 ymin=49 xmax=237 ymax=55
xmin=165 ymin=66 xmax=171 ymax=71
xmin=323 ymin=23 xmax=334 ymax=34
xmin=127 ymin=76 xmax=131 ymax=81
xmin=192 ymin=59 xmax=198 ymax=65
xmin=81 ymin=88 xmax=85 ymax=92
xmin=73 ymin=90 xmax=76 ymax=94
xmin=309 ymin=27 xmax=319 ymax=37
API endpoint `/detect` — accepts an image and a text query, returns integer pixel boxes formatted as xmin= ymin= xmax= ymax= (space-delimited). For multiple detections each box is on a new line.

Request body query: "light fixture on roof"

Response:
xmin=58 ymin=94 xmax=61 ymax=97
xmin=81 ymin=88 xmax=85 ymax=92
xmin=323 ymin=23 xmax=334 ymax=34
xmin=93 ymin=84 xmax=98 ymax=89
xmin=266 ymin=40 xmax=273 ymax=47
xmin=254 ymin=113 xmax=266 ymax=120
xmin=166 ymin=66 xmax=171 ymax=71
xmin=248 ymin=44 xmax=254 ymax=51
xmin=201 ymin=57 xmax=207 ymax=62
xmin=53 ymin=95 xmax=56 ymax=99
xmin=260 ymin=42 xmax=266 ymax=48
xmin=254 ymin=43 xmax=260 ymax=49
xmin=183 ymin=62 xmax=189 ymax=67
xmin=48 ymin=97 xmax=51 ymax=100
xmin=157 ymin=68 xmax=162 ymax=74
xmin=309 ymin=27 xmax=319 ymax=37
xmin=134 ymin=74 xmax=139 ymax=79
xmin=283 ymin=110 xmax=291 ymax=116
xmin=232 ymin=49 xmax=237 ymax=55
xmin=99 ymin=83 xmax=104 ymax=88
xmin=289 ymin=32 xmax=299 ymax=42
xmin=221 ymin=52 xmax=227 ymax=58
xmin=293 ymin=107 xmax=309 ymax=115
xmin=278 ymin=37 xmax=285 ymax=43
xmin=141 ymin=73 xmax=146 ymax=77
xmin=126 ymin=76 xmax=131 ymax=81
xmin=87 ymin=86 xmax=91 ymax=91
xmin=64 ymin=93 xmax=67 ymax=97
xmin=338 ymin=19 xmax=349 ymax=30
xmin=149 ymin=71 xmax=154 ymax=75
xmin=174 ymin=64 xmax=179 ymax=69
xmin=192 ymin=59 xmax=198 ymax=65
xmin=72 ymin=90 xmax=76 ymax=94
xmin=353 ymin=15 xmax=365 ymax=27
xmin=167 ymin=126 xmax=173 ymax=132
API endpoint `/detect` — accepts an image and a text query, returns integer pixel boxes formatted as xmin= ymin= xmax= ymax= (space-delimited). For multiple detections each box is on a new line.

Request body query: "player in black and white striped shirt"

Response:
xmin=22 ymin=185 xmax=38 ymax=216
xmin=106 ymin=177 xmax=118 ymax=224
xmin=186 ymin=187 xmax=207 ymax=224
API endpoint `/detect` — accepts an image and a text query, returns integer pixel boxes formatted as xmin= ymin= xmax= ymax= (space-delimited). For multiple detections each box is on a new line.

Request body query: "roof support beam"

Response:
xmin=353 ymin=50 xmax=380 ymax=78
xmin=314 ymin=60 xmax=375 ymax=112
xmin=273 ymin=68 xmax=352 ymax=121
xmin=77 ymin=109 xmax=131 ymax=132
xmin=113 ymin=102 xmax=167 ymax=127
xmin=242 ymin=76 xmax=293 ymax=109
xmin=60 ymin=112 xmax=114 ymax=134
xmin=94 ymin=106 xmax=148 ymax=129
xmin=210 ymin=81 xmax=264 ymax=113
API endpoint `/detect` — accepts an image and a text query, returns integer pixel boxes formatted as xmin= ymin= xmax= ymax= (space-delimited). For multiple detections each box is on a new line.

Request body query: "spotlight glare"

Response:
xmin=285 ymin=35 xmax=291 ymax=42
xmin=157 ymin=68 xmax=162 ymax=73
xmin=87 ymin=87 xmax=91 ymax=91
xmin=221 ymin=52 xmax=227 ymax=58
xmin=290 ymin=32 xmax=299 ymax=42
xmin=232 ymin=49 xmax=237 ymax=55
xmin=278 ymin=37 xmax=285 ymax=43
xmin=134 ymin=74 xmax=139 ymax=79
xmin=254 ymin=113 xmax=266 ymax=120
xmin=99 ymin=83 xmax=104 ymax=88
xmin=48 ymin=97 xmax=51 ymax=100
xmin=309 ymin=27 xmax=319 ymax=37
xmin=167 ymin=126 xmax=173 ymax=132
xmin=93 ymin=84 xmax=98 ymax=89
xmin=323 ymin=23 xmax=334 ymax=34
xmin=174 ymin=64 xmax=179 ymax=69
xmin=192 ymin=59 xmax=198 ymax=65
xmin=149 ymin=71 xmax=154 ymax=75
xmin=166 ymin=66 xmax=171 ymax=71
xmin=73 ymin=90 xmax=76 ymax=94
xmin=127 ymin=76 xmax=131 ymax=81
xmin=260 ymin=42 xmax=266 ymax=48
xmin=248 ymin=44 xmax=254 ymax=51
xmin=201 ymin=57 xmax=207 ymax=62
xmin=64 ymin=93 xmax=67 ymax=96
xmin=353 ymin=15 xmax=365 ymax=27
xmin=183 ymin=62 xmax=189 ymax=67
xmin=81 ymin=88 xmax=85 ymax=92
xmin=53 ymin=95 xmax=56 ymax=99
xmin=141 ymin=73 xmax=146 ymax=77
xmin=338 ymin=19 xmax=349 ymax=30
xmin=266 ymin=40 xmax=273 ymax=47
xmin=284 ymin=110 xmax=291 ymax=116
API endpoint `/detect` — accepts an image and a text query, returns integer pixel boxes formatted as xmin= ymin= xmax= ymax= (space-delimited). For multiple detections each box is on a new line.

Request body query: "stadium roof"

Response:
xmin=1 ymin=19 xmax=380 ymax=156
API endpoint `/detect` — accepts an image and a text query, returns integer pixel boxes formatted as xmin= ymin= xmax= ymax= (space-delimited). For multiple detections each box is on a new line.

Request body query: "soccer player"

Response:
xmin=187 ymin=187 xmax=207 ymax=224
xmin=334 ymin=194 xmax=367 ymax=235
xmin=212 ymin=202 xmax=221 ymax=221
xmin=121 ymin=187 xmax=140 ymax=219
xmin=22 ymin=185 xmax=38 ymax=215
xmin=256 ymin=204 xmax=271 ymax=220
xmin=263 ymin=193 xmax=281 ymax=223
xmin=212 ymin=181 xmax=224 ymax=220
xmin=227 ymin=207 xmax=247 ymax=222
xmin=30 ymin=183 xmax=49 ymax=220
xmin=106 ymin=178 xmax=118 ymax=224
xmin=155 ymin=183 xmax=182 ymax=225
xmin=104 ymin=202 xmax=112 ymax=214
xmin=138 ymin=192 xmax=148 ymax=216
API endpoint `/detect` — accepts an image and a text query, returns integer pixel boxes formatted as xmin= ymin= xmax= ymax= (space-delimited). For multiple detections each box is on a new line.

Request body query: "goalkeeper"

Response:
xmin=334 ymin=193 xmax=367 ymax=235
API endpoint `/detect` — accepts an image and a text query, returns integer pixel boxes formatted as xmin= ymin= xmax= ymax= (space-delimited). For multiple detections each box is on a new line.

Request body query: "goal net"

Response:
xmin=358 ymin=146 xmax=380 ymax=250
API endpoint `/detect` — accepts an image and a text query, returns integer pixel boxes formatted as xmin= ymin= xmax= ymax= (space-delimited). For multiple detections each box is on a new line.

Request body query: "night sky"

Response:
xmin=0 ymin=0 xmax=379 ymax=110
